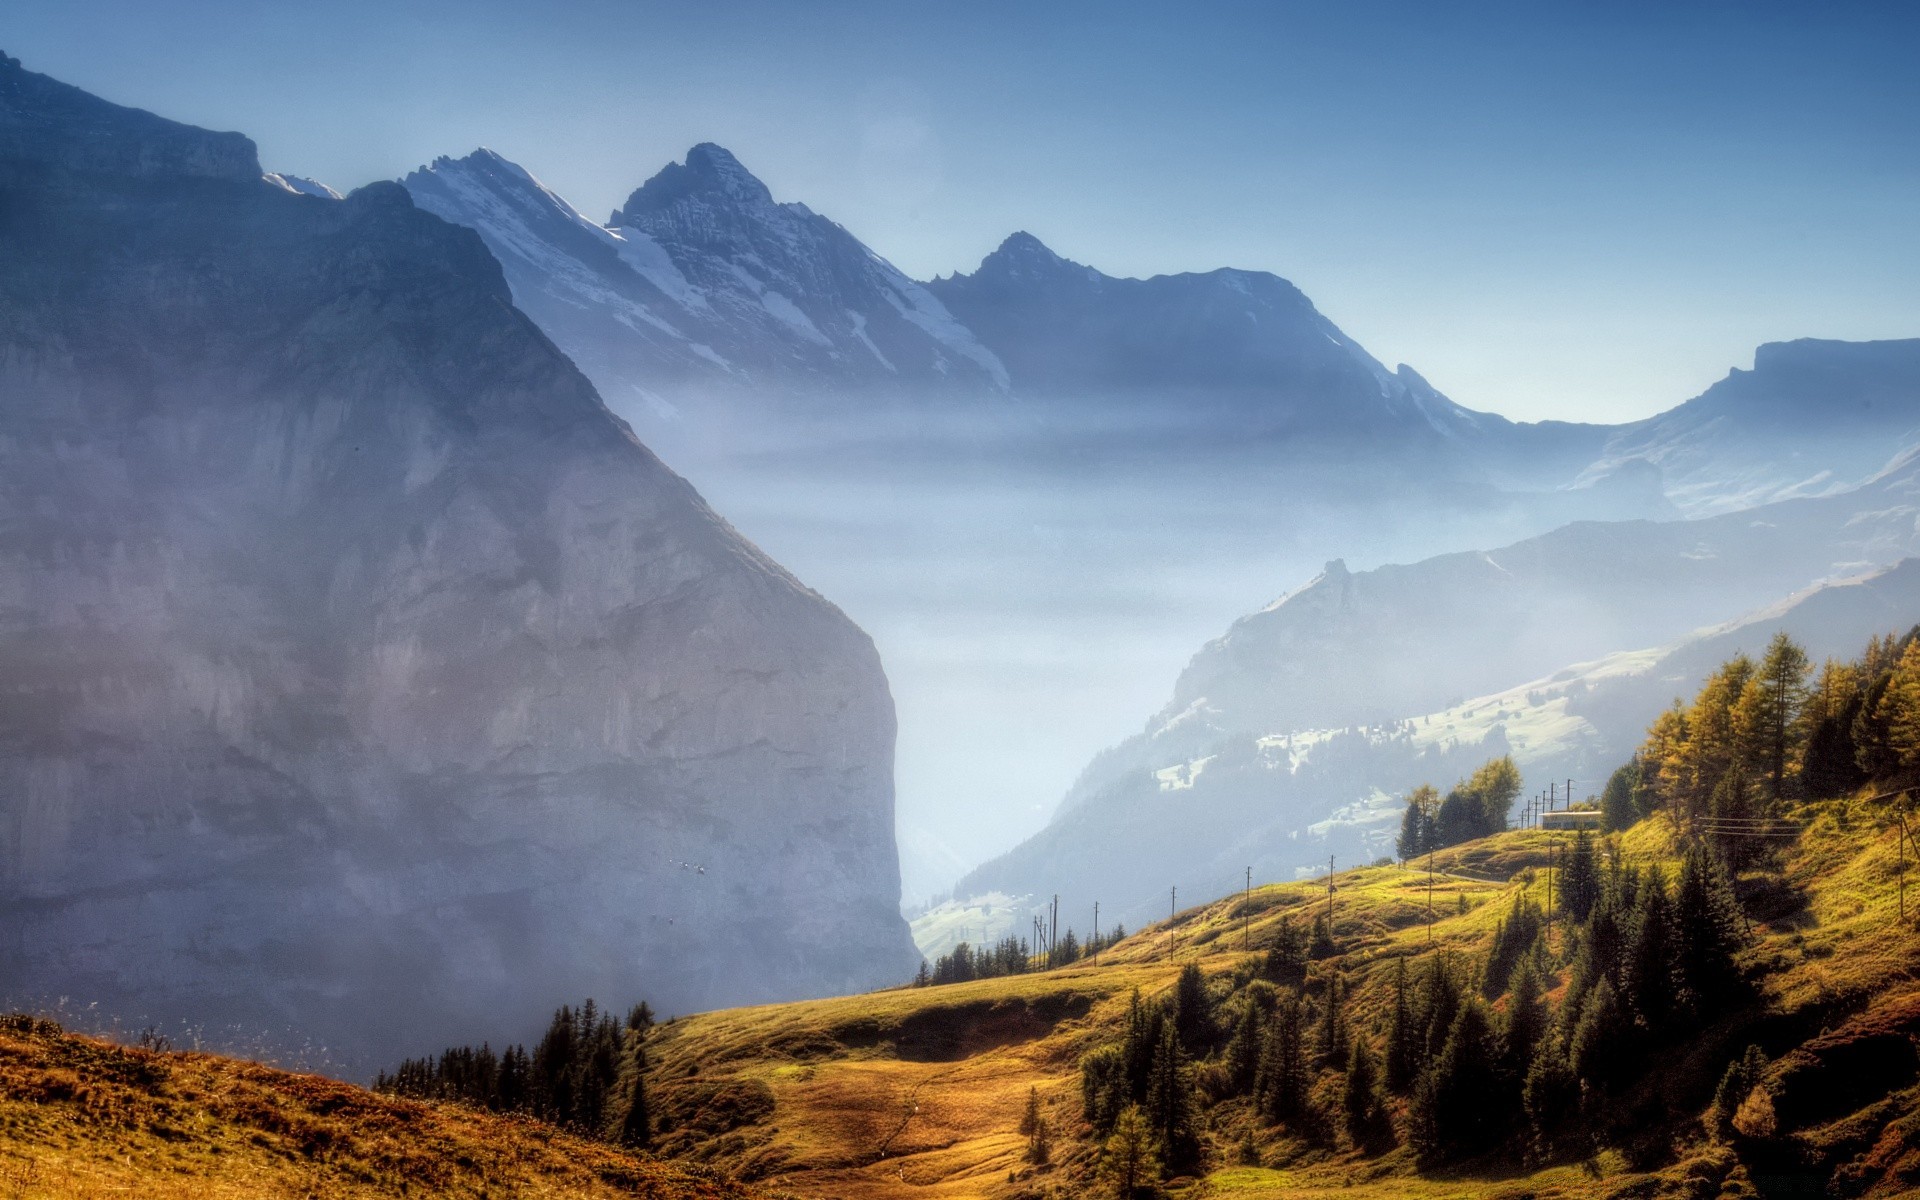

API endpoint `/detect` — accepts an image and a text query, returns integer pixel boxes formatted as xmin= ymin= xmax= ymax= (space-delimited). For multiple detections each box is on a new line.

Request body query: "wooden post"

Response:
xmin=1244 ymin=866 xmax=1252 ymax=952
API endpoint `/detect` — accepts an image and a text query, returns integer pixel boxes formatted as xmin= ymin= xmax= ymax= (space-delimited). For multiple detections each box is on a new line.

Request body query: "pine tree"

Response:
xmin=1026 ymin=1111 xmax=1052 ymax=1165
xmin=1413 ymin=1000 xmax=1507 ymax=1160
xmin=1264 ymin=917 xmax=1308 ymax=986
xmin=612 ymin=1030 xmax=651 ymax=1149
xmin=1600 ymin=758 xmax=1642 ymax=832
xmin=1419 ymin=954 xmax=1462 ymax=1063
xmin=1386 ymin=957 xmax=1419 ymax=1093
xmin=1877 ymin=639 xmax=1920 ymax=777
xmin=1019 ymin=1085 xmax=1042 ymax=1136
xmin=1523 ymin=1041 xmax=1578 ymax=1145
xmin=1503 ymin=957 xmax=1548 ymax=1084
xmin=1080 ymin=1045 xmax=1127 ymax=1134
xmin=1256 ymin=992 xmax=1309 ymax=1124
xmin=1398 ymin=783 xmax=1439 ymax=860
xmin=1569 ymin=976 xmax=1632 ymax=1089
xmin=1623 ymin=867 xmax=1677 ymax=1036
xmin=1673 ymin=842 xmax=1746 ymax=1016
xmin=1854 ymin=669 xmax=1899 ymax=780
xmin=1308 ymin=913 xmax=1336 ymax=960
xmin=1710 ymin=1045 xmax=1768 ymax=1138
xmin=1733 ymin=632 xmax=1811 ymax=800
xmin=1315 ymin=972 xmax=1347 ymax=1067
xmin=1343 ymin=1035 xmax=1386 ymax=1149
xmin=1102 ymin=1103 xmax=1159 ymax=1198
xmin=1145 ymin=1025 xmax=1199 ymax=1173
xmin=1561 ymin=830 xmax=1600 ymax=923
xmin=1226 ymin=999 xmax=1263 ymax=1093
xmin=1800 ymin=659 xmax=1866 ymax=798
xmin=1172 ymin=963 xmax=1213 ymax=1054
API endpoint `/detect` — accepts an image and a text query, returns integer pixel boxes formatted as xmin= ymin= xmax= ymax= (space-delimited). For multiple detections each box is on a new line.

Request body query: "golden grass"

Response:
xmin=635 ymin=799 xmax=1918 ymax=1199
xmin=7 ymin=796 xmax=1913 ymax=1199
xmin=0 ymin=1016 xmax=769 ymax=1200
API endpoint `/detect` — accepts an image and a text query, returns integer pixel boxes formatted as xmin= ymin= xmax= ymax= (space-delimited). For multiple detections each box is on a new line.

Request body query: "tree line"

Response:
xmin=1395 ymin=755 xmax=1524 ymax=860
xmin=374 ymin=998 xmax=654 ymax=1149
xmin=1604 ymin=628 xmax=1920 ymax=852
xmin=914 ymin=923 xmax=1128 ymax=987
xmin=1073 ymin=838 xmax=1752 ymax=1193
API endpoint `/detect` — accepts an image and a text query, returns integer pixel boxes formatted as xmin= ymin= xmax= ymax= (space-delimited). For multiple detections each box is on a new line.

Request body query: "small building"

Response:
xmin=1541 ymin=809 xmax=1602 ymax=831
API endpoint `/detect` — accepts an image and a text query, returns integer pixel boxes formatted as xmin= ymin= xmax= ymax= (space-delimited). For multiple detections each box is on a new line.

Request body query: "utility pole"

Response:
xmin=1093 ymin=901 xmax=1100 ymax=952
xmin=1547 ymin=837 xmax=1556 ymax=934
xmin=1244 ymin=866 xmax=1252 ymax=952
xmin=1567 ymin=779 xmax=1576 ymax=813
xmin=1427 ymin=844 xmax=1435 ymax=946
xmin=1899 ymin=813 xmax=1910 ymax=925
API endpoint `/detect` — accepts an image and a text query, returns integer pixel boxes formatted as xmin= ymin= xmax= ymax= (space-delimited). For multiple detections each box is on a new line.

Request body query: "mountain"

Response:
xmin=400 ymin=141 xmax=1920 ymax=905
xmin=0 ymin=52 xmax=917 ymax=1069
xmin=1578 ymin=337 xmax=1920 ymax=515
xmin=401 ymin=145 xmax=1004 ymax=453
xmin=925 ymin=232 xmax=1489 ymax=446
xmin=950 ymin=457 xmax=1920 ymax=925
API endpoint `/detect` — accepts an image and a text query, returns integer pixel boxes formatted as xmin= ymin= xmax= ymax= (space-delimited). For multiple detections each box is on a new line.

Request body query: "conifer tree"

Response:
xmin=1386 ymin=956 xmax=1419 ymax=1093
xmin=1315 ymin=972 xmax=1347 ymax=1067
xmin=1413 ymin=1000 xmax=1507 ymax=1159
xmin=1876 ymin=639 xmax=1920 ymax=776
xmin=1623 ymin=867 xmax=1677 ymax=1036
xmin=1733 ymin=632 xmax=1811 ymax=800
xmin=1397 ymin=783 xmax=1439 ymax=860
xmin=1343 ymin=1035 xmax=1387 ymax=1149
xmin=1226 ymin=1000 xmax=1263 ymax=1093
xmin=1102 ymin=1104 xmax=1159 ymax=1199
xmin=1080 ymin=1045 xmax=1127 ymax=1134
xmin=1522 ymin=1041 xmax=1578 ymax=1145
xmin=1503 ymin=957 xmax=1548 ymax=1085
xmin=1600 ymin=758 xmax=1642 ymax=832
xmin=1309 ymin=912 xmax=1336 ymax=960
xmin=1561 ymin=831 xmax=1600 ymax=922
xmin=1172 ymin=963 xmax=1213 ymax=1054
xmin=1710 ymin=1045 xmax=1768 ymax=1138
xmin=1800 ymin=659 xmax=1866 ymax=798
xmin=1569 ymin=976 xmax=1632 ymax=1089
xmin=1673 ymin=842 xmax=1746 ymax=1015
xmin=612 ymin=1030 xmax=651 ymax=1149
xmin=1264 ymin=917 xmax=1308 ymax=986
xmin=1019 ymin=1085 xmax=1042 ymax=1136
xmin=1256 ymin=992 xmax=1309 ymax=1124
xmin=1145 ymin=1025 xmax=1200 ymax=1173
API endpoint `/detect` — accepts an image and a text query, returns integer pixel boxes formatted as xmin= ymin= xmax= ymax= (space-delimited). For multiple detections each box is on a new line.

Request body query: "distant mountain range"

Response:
xmin=401 ymin=143 xmax=1920 ymax=905
xmin=948 ymin=450 xmax=1920 ymax=928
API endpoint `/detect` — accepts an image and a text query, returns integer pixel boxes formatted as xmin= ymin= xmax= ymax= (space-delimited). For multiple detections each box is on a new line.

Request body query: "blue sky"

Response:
xmin=11 ymin=0 xmax=1918 ymax=422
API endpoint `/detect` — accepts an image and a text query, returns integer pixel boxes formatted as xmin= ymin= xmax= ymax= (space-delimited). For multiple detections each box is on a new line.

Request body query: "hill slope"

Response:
xmin=0 ymin=1016 xmax=766 ymax=1200
xmin=634 ymin=803 xmax=1919 ymax=1199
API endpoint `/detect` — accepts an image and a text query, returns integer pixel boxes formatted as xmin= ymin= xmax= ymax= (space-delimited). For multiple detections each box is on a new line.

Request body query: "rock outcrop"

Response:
xmin=0 ymin=53 xmax=918 ymax=1070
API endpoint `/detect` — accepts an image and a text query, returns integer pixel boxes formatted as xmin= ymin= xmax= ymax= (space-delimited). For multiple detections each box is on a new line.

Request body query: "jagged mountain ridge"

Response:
xmin=0 ymin=52 xmax=917 ymax=1068
xmin=401 ymin=145 xmax=1005 ymax=443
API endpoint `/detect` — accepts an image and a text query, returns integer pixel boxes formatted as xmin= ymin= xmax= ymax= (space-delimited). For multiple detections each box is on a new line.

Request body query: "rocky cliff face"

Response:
xmin=0 ymin=53 xmax=918 ymax=1070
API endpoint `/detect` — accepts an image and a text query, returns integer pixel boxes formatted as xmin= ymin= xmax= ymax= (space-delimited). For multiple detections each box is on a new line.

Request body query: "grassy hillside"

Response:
xmin=1 ymin=798 xmax=1911 ymax=1199
xmin=0 ymin=1015 xmax=768 ymax=1200
xmin=636 ymin=801 xmax=1918 ymax=1199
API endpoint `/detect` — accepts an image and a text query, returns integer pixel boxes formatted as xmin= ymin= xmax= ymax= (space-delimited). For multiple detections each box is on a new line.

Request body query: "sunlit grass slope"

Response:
xmin=643 ymin=799 xmax=1918 ymax=1199
xmin=0 ymin=1015 xmax=768 ymax=1200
